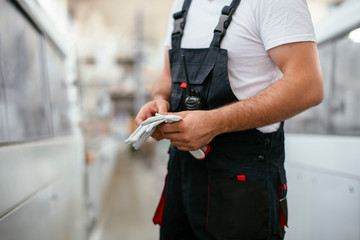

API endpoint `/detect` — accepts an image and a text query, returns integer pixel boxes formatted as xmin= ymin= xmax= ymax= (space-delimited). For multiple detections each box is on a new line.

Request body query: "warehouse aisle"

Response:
xmin=97 ymin=146 xmax=167 ymax=240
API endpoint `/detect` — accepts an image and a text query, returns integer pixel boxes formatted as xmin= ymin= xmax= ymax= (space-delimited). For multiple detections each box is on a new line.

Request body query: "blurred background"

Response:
xmin=0 ymin=0 xmax=359 ymax=240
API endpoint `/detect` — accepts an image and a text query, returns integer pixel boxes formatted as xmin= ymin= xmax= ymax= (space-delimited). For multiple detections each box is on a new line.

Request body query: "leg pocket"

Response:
xmin=207 ymin=178 xmax=268 ymax=239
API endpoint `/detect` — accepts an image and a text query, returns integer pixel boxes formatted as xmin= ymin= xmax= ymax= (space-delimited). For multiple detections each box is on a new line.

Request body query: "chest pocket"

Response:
xmin=170 ymin=63 xmax=214 ymax=112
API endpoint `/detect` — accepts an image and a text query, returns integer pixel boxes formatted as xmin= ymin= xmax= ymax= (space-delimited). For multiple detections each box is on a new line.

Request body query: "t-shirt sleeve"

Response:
xmin=164 ymin=0 xmax=184 ymax=47
xmin=258 ymin=0 xmax=316 ymax=51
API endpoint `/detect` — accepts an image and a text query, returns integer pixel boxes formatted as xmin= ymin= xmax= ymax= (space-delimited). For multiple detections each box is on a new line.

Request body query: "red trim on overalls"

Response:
xmin=278 ymin=184 xmax=288 ymax=228
xmin=280 ymin=206 xmax=287 ymax=228
xmin=153 ymin=174 xmax=168 ymax=225
xmin=237 ymin=175 xmax=246 ymax=181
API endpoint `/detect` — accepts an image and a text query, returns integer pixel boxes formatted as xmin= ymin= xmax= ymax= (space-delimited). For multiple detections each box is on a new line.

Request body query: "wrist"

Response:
xmin=151 ymin=95 xmax=166 ymax=101
xmin=151 ymin=91 xmax=170 ymax=102
xmin=207 ymin=109 xmax=227 ymax=136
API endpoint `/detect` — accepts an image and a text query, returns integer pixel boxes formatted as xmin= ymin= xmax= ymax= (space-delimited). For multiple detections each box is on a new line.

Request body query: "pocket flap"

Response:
xmin=171 ymin=63 xmax=214 ymax=85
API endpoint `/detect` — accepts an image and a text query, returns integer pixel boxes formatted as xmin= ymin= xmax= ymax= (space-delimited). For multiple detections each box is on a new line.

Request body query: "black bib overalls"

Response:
xmin=158 ymin=1 xmax=288 ymax=239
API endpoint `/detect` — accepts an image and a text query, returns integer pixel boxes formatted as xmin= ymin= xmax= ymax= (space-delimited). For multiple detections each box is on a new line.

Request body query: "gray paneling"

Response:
xmin=14 ymin=0 xmax=68 ymax=57
xmin=0 ymin=170 xmax=86 ymax=240
xmin=85 ymin=138 xmax=119 ymax=229
xmin=285 ymin=133 xmax=360 ymax=240
xmin=285 ymin=166 xmax=360 ymax=240
xmin=0 ymin=0 xmax=51 ymax=142
xmin=315 ymin=0 xmax=360 ymax=45
xmin=0 ymin=2 xmax=8 ymax=143
xmin=0 ymin=134 xmax=84 ymax=217
xmin=331 ymin=36 xmax=360 ymax=135
xmin=285 ymin=133 xmax=360 ymax=178
xmin=0 ymin=34 xmax=8 ymax=143
xmin=45 ymin=40 xmax=71 ymax=136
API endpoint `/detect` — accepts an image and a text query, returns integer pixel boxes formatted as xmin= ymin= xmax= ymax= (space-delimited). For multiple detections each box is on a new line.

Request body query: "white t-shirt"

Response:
xmin=164 ymin=0 xmax=316 ymax=133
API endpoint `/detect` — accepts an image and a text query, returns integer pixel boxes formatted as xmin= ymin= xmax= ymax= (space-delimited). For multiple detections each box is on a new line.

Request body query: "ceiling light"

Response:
xmin=348 ymin=28 xmax=360 ymax=43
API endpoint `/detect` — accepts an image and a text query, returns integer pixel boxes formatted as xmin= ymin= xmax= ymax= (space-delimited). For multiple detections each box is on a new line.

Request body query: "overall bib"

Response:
xmin=158 ymin=0 xmax=288 ymax=239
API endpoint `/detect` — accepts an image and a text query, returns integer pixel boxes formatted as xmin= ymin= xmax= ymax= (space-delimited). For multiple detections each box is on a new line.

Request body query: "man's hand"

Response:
xmin=133 ymin=46 xmax=172 ymax=141
xmin=135 ymin=99 xmax=170 ymax=141
xmin=158 ymin=110 xmax=221 ymax=151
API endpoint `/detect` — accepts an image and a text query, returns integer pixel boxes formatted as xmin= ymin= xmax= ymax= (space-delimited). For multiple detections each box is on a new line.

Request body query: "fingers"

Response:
xmin=135 ymin=100 xmax=169 ymax=126
xmin=135 ymin=111 xmax=151 ymax=126
xmin=157 ymin=121 xmax=182 ymax=134
xmin=170 ymin=140 xmax=202 ymax=151
xmin=168 ymin=111 xmax=188 ymax=118
xmin=157 ymin=101 xmax=170 ymax=115
xmin=151 ymin=129 xmax=165 ymax=141
xmin=162 ymin=131 xmax=200 ymax=150
xmin=135 ymin=104 xmax=154 ymax=125
xmin=159 ymin=127 xmax=203 ymax=151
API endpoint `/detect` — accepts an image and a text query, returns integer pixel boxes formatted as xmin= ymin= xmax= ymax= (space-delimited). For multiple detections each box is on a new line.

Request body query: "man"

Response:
xmin=136 ymin=0 xmax=323 ymax=239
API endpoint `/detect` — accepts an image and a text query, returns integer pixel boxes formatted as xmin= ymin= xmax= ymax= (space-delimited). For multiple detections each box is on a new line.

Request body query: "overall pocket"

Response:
xmin=169 ymin=63 xmax=214 ymax=112
xmin=206 ymin=178 xmax=269 ymax=240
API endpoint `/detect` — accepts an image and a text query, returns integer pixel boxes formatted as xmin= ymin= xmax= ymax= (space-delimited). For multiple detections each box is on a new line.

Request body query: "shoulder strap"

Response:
xmin=171 ymin=0 xmax=192 ymax=49
xmin=210 ymin=0 xmax=242 ymax=48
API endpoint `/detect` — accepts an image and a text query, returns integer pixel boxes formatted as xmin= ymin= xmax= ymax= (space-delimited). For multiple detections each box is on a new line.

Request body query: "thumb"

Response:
xmin=170 ymin=111 xmax=189 ymax=118
xmin=157 ymin=101 xmax=170 ymax=115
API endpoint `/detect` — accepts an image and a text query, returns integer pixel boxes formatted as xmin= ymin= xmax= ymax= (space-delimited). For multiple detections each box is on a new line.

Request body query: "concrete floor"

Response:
xmin=97 ymin=145 xmax=167 ymax=240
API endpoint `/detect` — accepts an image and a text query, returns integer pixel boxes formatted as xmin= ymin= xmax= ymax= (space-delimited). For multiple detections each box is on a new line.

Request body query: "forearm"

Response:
xmin=151 ymin=46 xmax=172 ymax=102
xmin=211 ymin=74 xmax=323 ymax=135
xmin=150 ymin=75 xmax=171 ymax=102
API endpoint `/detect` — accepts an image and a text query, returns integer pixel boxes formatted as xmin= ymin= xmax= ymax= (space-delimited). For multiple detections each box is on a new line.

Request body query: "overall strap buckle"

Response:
xmin=171 ymin=0 xmax=192 ymax=48
xmin=214 ymin=6 xmax=235 ymax=38
xmin=172 ymin=10 xmax=187 ymax=36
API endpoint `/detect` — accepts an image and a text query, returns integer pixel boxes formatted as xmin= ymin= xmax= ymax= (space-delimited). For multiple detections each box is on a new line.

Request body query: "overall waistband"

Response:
xmin=209 ymin=128 xmax=284 ymax=152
